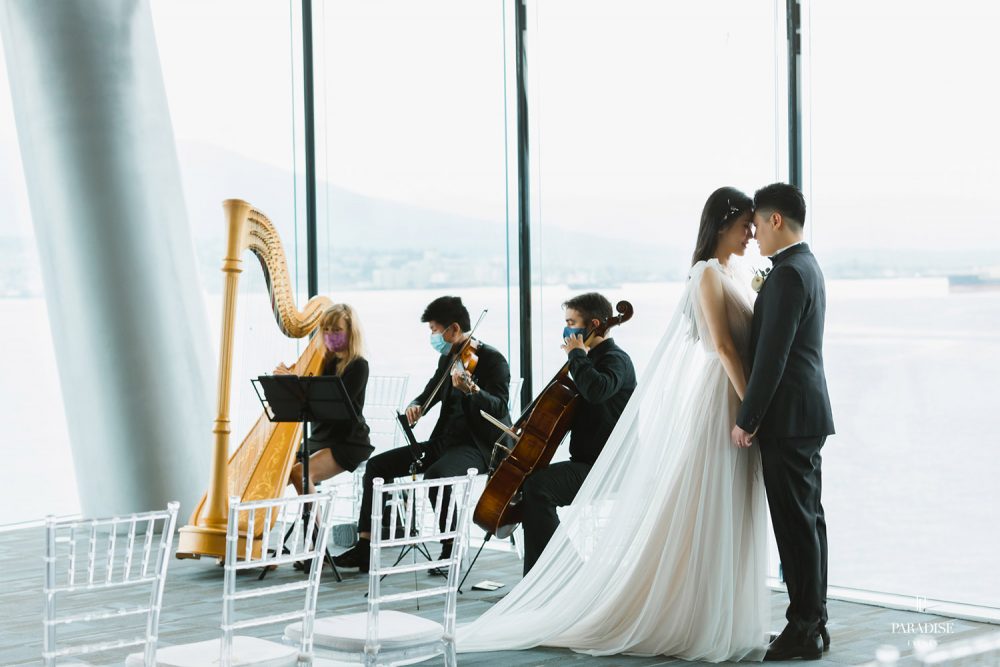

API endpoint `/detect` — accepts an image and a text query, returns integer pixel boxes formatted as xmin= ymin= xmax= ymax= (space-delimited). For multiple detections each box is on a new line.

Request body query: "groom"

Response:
xmin=732 ymin=183 xmax=835 ymax=661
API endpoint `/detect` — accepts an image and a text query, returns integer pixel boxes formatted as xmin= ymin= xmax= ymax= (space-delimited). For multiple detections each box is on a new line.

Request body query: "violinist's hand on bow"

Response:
xmin=561 ymin=334 xmax=589 ymax=355
xmin=273 ymin=362 xmax=294 ymax=375
xmin=405 ymin=404 xmax=423 ymax=426
xmin=451 ymin=368 xmax=479 ymax=395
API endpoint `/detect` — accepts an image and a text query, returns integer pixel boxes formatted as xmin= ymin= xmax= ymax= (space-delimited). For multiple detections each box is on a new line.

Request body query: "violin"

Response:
xmin=451 ymin=335 xmax=479 ymax=376
xmin=395 ymin=310 xmax=488 ymax=458
xmin=473 ymin=300 xmax=634 ymax=538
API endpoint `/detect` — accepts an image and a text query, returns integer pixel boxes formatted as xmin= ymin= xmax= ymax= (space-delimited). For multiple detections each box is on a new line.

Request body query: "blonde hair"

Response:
xmin=319 ymin=303 xmax=364 ymax=374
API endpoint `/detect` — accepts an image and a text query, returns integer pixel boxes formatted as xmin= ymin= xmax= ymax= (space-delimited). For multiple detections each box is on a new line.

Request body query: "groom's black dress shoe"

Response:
xmin=769 ymin=625 xmax=830 ymax=652
xmin=764 ymin=630 xmax=823 ymax=661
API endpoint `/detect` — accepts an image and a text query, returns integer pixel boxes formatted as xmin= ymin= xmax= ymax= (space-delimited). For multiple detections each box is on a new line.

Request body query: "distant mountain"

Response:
xmin=178 ymin=142 xmax=688 ymax=281
xmin=4 ymin=139 xmax=997 ymax=293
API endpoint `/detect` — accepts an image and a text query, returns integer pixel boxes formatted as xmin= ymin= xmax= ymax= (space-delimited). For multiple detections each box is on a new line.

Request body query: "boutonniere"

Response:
xmin=751 ymin=267 xmax=771 ymax=293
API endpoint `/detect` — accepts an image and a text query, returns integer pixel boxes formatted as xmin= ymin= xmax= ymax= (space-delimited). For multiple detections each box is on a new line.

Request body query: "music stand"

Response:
xmin=390 ymin=411 xmax=434 ymax=571
xmin=395 ymin=411 xmax=426 ymax=472
xmin=253 ymin=374 xmax=362 ymax=582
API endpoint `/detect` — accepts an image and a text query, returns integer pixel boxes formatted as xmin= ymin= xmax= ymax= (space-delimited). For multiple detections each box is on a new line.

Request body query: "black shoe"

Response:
xmin=765 ymin=628 xmax=823 ymax=661
xmin=380 ymin=516 xmax=417 ymax=539
xmin=428 ymin=540 xmax=454 ymax=578
xmin=769 ymin=625 xmax=830 ymax=653
xmin=332 ymin=539 xmax=370 ymax=573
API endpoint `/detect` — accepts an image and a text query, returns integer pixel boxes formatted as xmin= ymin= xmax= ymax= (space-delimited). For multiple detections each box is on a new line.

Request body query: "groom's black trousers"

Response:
xmin=759 ymin=434 xmax=829 ymax=634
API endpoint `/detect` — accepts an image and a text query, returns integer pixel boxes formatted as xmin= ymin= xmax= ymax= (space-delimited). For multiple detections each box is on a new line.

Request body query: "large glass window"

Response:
xmin=151 ymin=0 xmax=305 ymax=447
xmin=311 ymin=1 xmax=513 ymax=444
xmin=805 ymin=0 xmax=1000 ymax=608
xmin=530 ymin=0 xmax=782 ymax=380
xmin=5 ymin=0 xmax=998 ymax=616
xmin=0 ymin=39 xmax=78 ymax=524
xmin=528 ymin=0 xmax=782 ymax=444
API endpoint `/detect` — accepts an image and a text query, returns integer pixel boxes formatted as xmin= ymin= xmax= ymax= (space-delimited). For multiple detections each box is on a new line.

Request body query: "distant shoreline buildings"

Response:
xmin=2 ymin=236 xmax=998 ymax=298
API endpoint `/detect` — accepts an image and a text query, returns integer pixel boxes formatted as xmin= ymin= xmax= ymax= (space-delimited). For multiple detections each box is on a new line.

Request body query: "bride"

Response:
xmin=458 ymin=187 xmax=769 ymax=662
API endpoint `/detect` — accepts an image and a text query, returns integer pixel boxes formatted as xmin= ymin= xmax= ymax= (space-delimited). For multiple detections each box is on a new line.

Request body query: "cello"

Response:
xmin=473 ymin=300 xmax=634 ymax=538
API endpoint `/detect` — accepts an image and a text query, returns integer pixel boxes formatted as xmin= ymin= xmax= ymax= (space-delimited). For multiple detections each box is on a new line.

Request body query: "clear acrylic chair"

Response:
xmin=860 ymin=631 xmax=1000 ymax=667
xmin=914 ymin=631 xmax=1000 ymax=665
xmin=284 ymin=469 xmax=478 ymax=667
xmin=360 ymin=375 xmax=410 ymax=453
xmin=42 ymin=501 xmax=180 ymax=666
xmin=126 ymin=492 xmax=334 ymax=667
xmin=322 ymin=375 xmax=409 ymax=546
xmin=507 ymin=377 xmax=523 ymax=417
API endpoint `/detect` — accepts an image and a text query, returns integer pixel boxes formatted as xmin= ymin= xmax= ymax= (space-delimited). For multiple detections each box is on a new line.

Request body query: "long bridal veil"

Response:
xmin=458 ymin=260 xmax=768 ymax=663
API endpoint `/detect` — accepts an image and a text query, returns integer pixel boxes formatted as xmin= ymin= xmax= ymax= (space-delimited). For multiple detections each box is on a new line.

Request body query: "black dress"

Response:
xmin=306 ymin=356 xmax=373 ymax=472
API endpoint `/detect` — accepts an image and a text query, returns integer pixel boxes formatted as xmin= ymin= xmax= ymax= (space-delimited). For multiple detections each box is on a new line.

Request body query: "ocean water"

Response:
xmin=1 ymin=278 xmax=998 ymax=609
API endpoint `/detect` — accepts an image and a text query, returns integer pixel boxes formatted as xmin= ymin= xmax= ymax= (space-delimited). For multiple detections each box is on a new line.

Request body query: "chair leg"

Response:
xmin=510 ymin=529 xmax=523 ymax=559
xmin=444 ymin=639 xmax=458 ymax=667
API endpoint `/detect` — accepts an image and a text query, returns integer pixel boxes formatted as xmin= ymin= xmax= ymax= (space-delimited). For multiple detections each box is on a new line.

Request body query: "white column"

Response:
xmin=0 ymin=0 xmax=212 ymax=516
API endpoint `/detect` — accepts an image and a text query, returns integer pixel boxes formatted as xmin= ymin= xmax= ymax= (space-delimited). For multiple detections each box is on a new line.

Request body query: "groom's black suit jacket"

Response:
xmin=736 ymin=243 xmax=835 ymax=438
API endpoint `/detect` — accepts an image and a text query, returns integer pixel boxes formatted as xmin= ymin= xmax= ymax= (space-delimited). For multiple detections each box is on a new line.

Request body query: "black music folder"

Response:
xmin=252 ymin=374 xmax=360 ymax=425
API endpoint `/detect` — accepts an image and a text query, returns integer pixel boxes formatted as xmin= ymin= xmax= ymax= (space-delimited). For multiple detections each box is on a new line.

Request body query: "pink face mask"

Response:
xmin=324 ymin=331 xmax=348 ymax=352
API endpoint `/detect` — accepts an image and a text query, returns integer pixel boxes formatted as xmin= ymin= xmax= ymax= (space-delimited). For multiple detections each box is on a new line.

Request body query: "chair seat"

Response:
xmin=285 ymin=610 xmax=443 ymax=653
xmin=125 ymin=635 xmax=299 ymax=667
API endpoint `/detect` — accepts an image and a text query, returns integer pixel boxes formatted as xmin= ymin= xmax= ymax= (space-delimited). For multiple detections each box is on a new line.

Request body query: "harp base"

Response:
xmin=175 ymin=524 xmax=229 ymax=560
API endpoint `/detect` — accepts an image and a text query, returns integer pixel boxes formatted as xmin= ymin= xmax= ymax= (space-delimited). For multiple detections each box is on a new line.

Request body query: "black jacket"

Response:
xmin=408 ymin=341 xmax=513 ymax=462
xmin=566 ymin=338 xmax=636 ymax=464
xmin=309 ymin=356 xmax=372 ymax=448
xmin=737 ymin=243 xmax=835 ymax=438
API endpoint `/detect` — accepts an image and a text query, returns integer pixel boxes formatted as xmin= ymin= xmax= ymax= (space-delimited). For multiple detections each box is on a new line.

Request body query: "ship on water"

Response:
xmin=948 ymin=272 xmax=1000 ymax=292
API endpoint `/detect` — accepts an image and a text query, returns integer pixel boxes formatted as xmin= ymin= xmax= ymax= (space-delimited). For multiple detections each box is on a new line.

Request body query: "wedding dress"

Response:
xmin=458 ymin=259 xmax=769 ymax=662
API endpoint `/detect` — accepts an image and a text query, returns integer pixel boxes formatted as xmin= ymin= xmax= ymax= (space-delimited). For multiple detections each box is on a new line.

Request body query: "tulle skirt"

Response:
xmin=458 ymin=350 xmax=769 ymax=663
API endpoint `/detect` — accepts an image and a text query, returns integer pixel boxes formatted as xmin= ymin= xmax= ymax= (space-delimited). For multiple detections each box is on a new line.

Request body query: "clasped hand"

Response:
xmin=731 ymin=424 xmax=754 ymax=449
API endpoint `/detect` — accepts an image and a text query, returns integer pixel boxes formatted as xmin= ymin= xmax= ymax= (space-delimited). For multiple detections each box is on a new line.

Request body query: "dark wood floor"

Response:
xmin=1 ymin=524 xmax=996 ymax=666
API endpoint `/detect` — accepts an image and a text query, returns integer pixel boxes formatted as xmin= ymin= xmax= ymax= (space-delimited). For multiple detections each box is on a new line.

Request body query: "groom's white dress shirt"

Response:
xmin=769 ymin=239 xmax=805 ymax=260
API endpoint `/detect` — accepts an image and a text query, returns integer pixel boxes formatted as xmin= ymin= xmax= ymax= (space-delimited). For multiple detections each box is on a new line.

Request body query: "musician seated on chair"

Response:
xmin=335 ymin=296 xmax=512 ymax=573
xmin=520 ymin=292 xmax=637 ymax=576
xmin=275 ymin=303 xmax=373 ymax=496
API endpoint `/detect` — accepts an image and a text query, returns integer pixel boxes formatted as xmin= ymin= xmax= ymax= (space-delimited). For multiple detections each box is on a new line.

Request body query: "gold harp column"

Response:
xmin=176 ymin=199 xmax=330 ymax=558
xmin=201 ymin=199 xmax=252 ymax=530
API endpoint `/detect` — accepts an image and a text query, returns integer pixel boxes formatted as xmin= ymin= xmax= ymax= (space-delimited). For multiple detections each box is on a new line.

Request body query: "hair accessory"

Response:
xmin=721 ymin=198 xmax=743 ymax=223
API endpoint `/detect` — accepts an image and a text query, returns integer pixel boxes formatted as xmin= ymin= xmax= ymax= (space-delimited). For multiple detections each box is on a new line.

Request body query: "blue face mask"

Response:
xmin=563 ymin=326 xmax=588 ymax=340
xmin=430 ymin=332 xmax=452 ymax=355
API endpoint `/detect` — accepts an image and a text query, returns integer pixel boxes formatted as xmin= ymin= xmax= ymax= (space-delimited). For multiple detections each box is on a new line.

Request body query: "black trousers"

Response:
xmin=759 ymin=434 xmax=828 ymax=634
xmin=357 ymin=439 xmax=486 ymax=534
xmin=519 ymin=460 xmax=592 ymax=576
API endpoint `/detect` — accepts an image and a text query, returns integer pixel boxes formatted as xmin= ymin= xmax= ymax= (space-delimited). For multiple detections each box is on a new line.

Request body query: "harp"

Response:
xmin=176 ymin=199 xmax=331 ymax=560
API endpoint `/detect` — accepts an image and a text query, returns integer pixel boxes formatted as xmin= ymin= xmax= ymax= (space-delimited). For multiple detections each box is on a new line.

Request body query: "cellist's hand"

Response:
xmin=405 ymin=404 xmax=423 ymax=426
xmin=561 ymin=334 xmax=590 ymax=355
